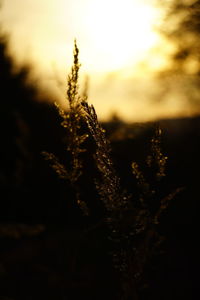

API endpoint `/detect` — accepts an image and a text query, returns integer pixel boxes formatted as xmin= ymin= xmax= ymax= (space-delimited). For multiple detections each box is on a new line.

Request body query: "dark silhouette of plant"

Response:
xmin=43 ymin=41 xmax=89 ymax=215
xmin=44 ymin=40 xmax=181 ymax=300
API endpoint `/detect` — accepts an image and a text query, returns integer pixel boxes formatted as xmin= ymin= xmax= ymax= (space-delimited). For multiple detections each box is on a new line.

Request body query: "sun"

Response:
xmin=72 ymin=0 xmax=159 ymax=72
xmin=1 ymin=0 xmax=159 ymax=74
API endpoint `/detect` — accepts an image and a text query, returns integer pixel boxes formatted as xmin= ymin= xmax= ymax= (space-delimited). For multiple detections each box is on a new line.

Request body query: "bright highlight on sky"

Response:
xmin=77 ymin=0 xmax=159 ymax=72
xmin=1 ymin=0 xmax=159 ymax=72
xmin=1 ymin=0 xmax=187 ymax=122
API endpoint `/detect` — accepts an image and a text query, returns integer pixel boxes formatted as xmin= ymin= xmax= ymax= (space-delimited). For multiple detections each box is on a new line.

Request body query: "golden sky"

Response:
xmin=1 ymin=0 xmax=198 ymax=122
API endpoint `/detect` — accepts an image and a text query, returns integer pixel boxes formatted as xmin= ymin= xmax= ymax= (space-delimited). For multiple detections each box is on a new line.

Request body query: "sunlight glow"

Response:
xmin=63 ymin=0 xmax=159 ymax=72
xmin=1 ymin=0 xmax=159 ymax=73
xmin=2 ymin=0 xmax=179 ymax=123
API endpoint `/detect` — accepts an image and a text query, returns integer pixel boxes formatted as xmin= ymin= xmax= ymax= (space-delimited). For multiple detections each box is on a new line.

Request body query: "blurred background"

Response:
xmin=1 ymin=0 xmax=200 ymax=121
xmin=0 ymin=1 xmax=200 ymax=299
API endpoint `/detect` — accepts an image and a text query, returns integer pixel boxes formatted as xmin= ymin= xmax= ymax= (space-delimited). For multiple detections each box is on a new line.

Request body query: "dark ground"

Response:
xmin=0 ymin=110 xmax=200 ymax=300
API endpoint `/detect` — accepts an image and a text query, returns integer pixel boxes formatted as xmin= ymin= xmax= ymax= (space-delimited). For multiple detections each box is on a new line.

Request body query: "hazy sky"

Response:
xmin=1 ymin=0 xmax=160 ymax=68
xmin=1 ymin=0 xmax=196 ymax=122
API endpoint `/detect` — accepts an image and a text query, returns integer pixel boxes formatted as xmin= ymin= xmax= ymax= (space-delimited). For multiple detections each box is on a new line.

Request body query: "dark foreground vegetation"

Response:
xmin=0 ymin=37 xmax=200 ymax=300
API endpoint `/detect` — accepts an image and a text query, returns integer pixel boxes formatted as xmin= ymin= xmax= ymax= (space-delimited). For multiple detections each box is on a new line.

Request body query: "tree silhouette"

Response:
xmin=154 ymin=0 xmax=200 ymax=110
xmin=160 ymin=0 xmax=200 ymax=75
xmin=0 ymin=33 xmax=33 ymax=196
xmin=0 ymin=32 xmax=65 ymax=223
